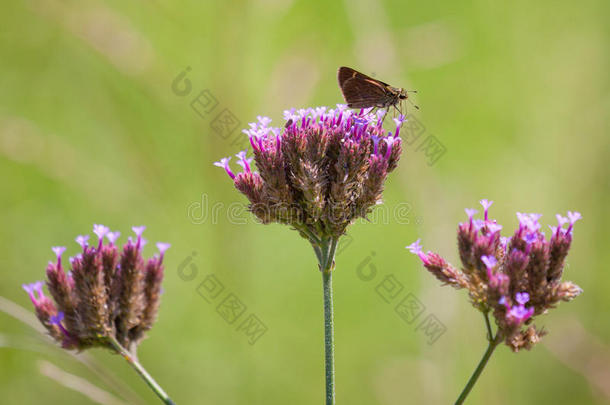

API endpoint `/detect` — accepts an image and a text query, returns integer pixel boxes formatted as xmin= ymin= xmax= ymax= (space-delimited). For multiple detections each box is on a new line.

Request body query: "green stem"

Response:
xmin=483 ymin=312 xmax=493 ymax=342
xmin=318 ymin=237 xmax=337 ymax=405
xmin=454 ymin=328 xmax=502 ymax=405
xmin=108 ymin=337 xmax=175 ymax=405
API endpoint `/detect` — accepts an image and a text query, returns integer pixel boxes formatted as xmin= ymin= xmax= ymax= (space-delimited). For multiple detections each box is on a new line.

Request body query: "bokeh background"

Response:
xmin=1 ymin=0 xmax=609 ymax=404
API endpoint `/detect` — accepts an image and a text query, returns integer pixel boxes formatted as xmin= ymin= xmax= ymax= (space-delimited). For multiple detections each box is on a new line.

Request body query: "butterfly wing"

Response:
xmin=337 ymin=66 xmax=390 ymax=87
xmin=339 ymin=77 xmax=394 ymax=108
xmin=337 ymin=66 xmax=397 ymax=108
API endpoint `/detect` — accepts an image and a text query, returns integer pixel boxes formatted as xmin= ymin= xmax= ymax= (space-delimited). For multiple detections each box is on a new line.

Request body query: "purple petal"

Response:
xmin=473 ymin=219 xmax=485 ymax=232
xmin=106 ymin=231 xmax=120 ymax=244
xmin=567 ymin=211 xmax=582 ymax=224
xmin=486 ymin=222 xmax=502 ymax=234
xmin=500 ymin=236 xmax=511 ymax=249
xmin=132 ymin=226 xmax=146 ymax=237
xmin=52 ymin=246 xmax=66 ymax=259
xmin=93 ymin=224 xmax=109 ymax=240
xmin=465 ymin=208 xmax=478 ymax=219
xmin=556 ymin=214 xmax=569 ymax=227
xmin=22 ymin=281 xmax=44 ymax=300
xmin=75 ymin=235 xmax=89 ymax=248
xmin=481 ymin=255 xmax=497 ymax=270
xmin=213 ymin=157 xmax=230 ymax=168
xmin=371 ymin=136 xmax=381 ymax=154
xmin=480 ymin=199 xmax=493 ymax=210
xmin=50 ymin=312 xmax=64 ymax=325
xmin=156 ymin=242 xmax=171 ymax=255
xmin=524 ymin=233 xmax=538 ymax=245
xmin=213 ymin=157 xmax=236 ymax=180
xmin=515 ymin=292 xmax=530 ymax=305
xmin=257 ymin=116 xmax=272 ymax=127
xmin=406 ymin=239 xmax=423 ymax=254
xmin=235 ymin=150 xmax=248 ymax=161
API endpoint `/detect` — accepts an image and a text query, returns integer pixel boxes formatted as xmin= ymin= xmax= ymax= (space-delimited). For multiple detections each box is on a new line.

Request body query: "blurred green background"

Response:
xmin=1 ymin=0 xmax=609 ymax=404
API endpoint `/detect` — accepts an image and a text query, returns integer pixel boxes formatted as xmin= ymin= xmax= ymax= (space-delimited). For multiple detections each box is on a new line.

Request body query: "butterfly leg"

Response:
xmin=380 ymin=109 xmax=389 ymax=125
xmin=392 ymin=104 xmax=402 ymax=118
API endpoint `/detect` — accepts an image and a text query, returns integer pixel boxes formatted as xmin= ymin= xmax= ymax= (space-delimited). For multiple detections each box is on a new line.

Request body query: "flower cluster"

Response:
xmin=407 ymin=200 xmax=582 ymax=351
xmin=23 ymin=225 xmax=170 ymax=351
xmin=215 ymin=105 xmax=404 ymax=239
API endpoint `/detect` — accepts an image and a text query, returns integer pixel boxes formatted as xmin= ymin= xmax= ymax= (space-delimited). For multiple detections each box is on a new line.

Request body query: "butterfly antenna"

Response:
xmin=407 ymin=98 xmax=420 ymax=110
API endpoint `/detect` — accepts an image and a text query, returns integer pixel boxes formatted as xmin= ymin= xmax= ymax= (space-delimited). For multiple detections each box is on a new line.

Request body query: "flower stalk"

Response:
xmin=454 ymin=313 xmax=502 ymax=405
xmin=317 ymin=237 xmax=338 ymax=404
xmin=455 ymin=334 xmax=502 ymax=405
xmin=108 ymin=336 xmax=175 ymax=405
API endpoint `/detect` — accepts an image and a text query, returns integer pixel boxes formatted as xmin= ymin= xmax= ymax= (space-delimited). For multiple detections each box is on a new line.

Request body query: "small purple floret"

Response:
xmin=481 ymin=255 xmax=497 ymax=270
xmin=132 ymin=226 xmax=146 ymax=237
xmin=22 ymin=281 xmax=44 ymax=303
xmin=93 ymin=224 xmax=109 ymax=241
xmin=156 ymin=242 xmax=171 ymax=256
xmin=50 ymin=312 xmax=64 ymax=325
xmin=515 ymin=292 xmax=530 ymax=305
xmin=465 ymin=208 xmax=478 ymax=220
xmin=106 ymin=231 xmax=120 ymax=245
xmin=52 ymin=246 xmax=66 ymax=259
xmin=480 ymin=199 xmax=493 ymax=220
xmin=75 ymin=235 xmax=89 ymax=248
xmin=406 ymin=239 xmax=423 ymax=254
xmin=213 ymin=157 xmax=236 ymax=179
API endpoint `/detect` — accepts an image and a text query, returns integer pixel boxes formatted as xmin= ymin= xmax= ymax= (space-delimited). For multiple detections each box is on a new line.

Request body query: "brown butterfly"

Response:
xmin=337 ymin=66 xmax=417 ymax=117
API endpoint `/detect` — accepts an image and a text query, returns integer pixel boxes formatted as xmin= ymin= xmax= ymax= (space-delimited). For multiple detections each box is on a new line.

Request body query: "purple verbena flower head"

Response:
xmin=23 ymin=224 xmax=170 ymax=352
xmin=411 ymin=199 xmax=582 ymax=352
xmin=216 ymin=104 xmax=404 ymax=239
